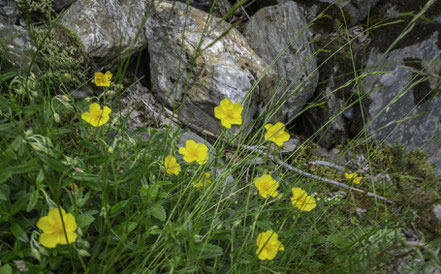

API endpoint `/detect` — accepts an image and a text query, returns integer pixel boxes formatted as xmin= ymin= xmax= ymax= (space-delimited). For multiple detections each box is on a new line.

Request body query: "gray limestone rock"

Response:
xmin=243 ymin=1 xmax=318 ymax=123
xmin=0 ymin=0 xmax=19 ymax=25
xmin=62 ymin=0 xmax=151 ymax=68
xmin=0 ymin=17 xmax=33 ymax=69
xmin=53 ymin=0 xmax=74 ymax=11
xmin=145 ymin=1 xmax=276 ymax=135
xmin=433 ymin=204 xmax=441 ymax=222
xmin=362 ymin=31 xmax=441 ymax=175
xmin=175 ymin=0 xmax=214 ymax=12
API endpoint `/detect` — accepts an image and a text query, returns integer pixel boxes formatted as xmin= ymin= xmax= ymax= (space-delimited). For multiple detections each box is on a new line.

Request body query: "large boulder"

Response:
xmin=362 ymin=31 xmax=441 ymax=174
xmin=62 ymin=0 xmax=151 ymax=68
xmin=0 ymin=17 xmax=33 ymax=69
xmin=145 ymin=1 xmax=276 ymax=134
xmin=243 ymin=1 xmax=318 ymax=123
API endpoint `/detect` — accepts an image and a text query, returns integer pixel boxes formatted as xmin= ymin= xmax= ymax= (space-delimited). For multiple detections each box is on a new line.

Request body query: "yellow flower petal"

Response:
xmin=47 ymin=208 xmax=66 ymax=221
xmin=64 ymin=213 xmax=78 ymax=232
xmin=36 ymin=216 xmax=55 ymax=233
xmin=57 ymin=231 xmax=78 ymax=245
xmin=297 ymin=195 xmax=317 ymax=212
xmin=104 ymin=71 xmax=112 ymax=80
xmin=39 ymin=232 xmax=60 ymax=248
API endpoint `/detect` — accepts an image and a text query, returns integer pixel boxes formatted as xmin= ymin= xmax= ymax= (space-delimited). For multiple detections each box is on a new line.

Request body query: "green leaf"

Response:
xmin=26 ymin=190 xmax=39 ymax=212
xmin=36 ymin=169 xmax=45 ymax=186
xmin=77 ymin=215 xmax=95 ymax=228
xmin=0 ymin=264 xmax=12 ymax=274
xmin=110 ymin=200 xmax=128 ymax=217
xmin=11 ymin=196 xmax=27 ymax=215
xmin=2 ymin=159 xmax=38 ymax=174
xmin=195 ymin=243 xmax=223 ymax=259
xmin=0 ymin=185 xmax=9 ymax=201
xmin=115 ymin=221 xmax=138 ymax=235
xmin=11 ymin=223 xmax=29 ymax=242
xmin=150 ymin=203 xmax=166 ymax=222
xmin=82 ymin=181 xmax=102 ymax=191
xmin=0 ymin=170 xmax=11 ymax=184
xmin=71 ymin=172 xmax=102 ymax=191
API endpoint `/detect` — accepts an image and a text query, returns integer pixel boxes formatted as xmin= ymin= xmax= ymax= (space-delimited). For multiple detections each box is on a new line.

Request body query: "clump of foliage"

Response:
xmin=16 ymin=0 xmax=56 ymax=20
xmin=30 ymin=25 xmax=91 ymax=90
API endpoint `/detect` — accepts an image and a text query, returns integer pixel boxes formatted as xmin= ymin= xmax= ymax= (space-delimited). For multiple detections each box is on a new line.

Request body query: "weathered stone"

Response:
xmin=53 ymin=0 xmax=74 ymax=11
xmin=307 ymin=0 xmax=379 ymax=26
xmin=298 ymin=84 xmax=347 ymax=149
xmin=0 ymin=17 xmax=33 ymax=69
xmin=243 ymin=1 xmax=318 ymax=123
xmin=433 ymin=204 xmax=441 ymax=222
xmin=176 ymin=0 xmax=214 ymax=12
xmin=145 ymin=1 xmax=276 ymax=134
xmin=0 ymin=0 xmax=19 ymax=25
xmin=362 ymin=32 xmax=441 ymax=175
xmin=62 ymin=0 xmax=151 ymax=68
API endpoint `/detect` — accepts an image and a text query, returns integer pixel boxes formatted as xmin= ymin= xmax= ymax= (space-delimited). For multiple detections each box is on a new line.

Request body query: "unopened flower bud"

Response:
xmin=53 ymin=113 xmax=60 ymax=123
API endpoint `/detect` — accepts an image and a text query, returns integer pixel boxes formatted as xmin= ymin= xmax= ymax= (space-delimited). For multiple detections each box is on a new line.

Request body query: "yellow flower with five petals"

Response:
xmin=81 ymin=102 xmax=111 ymax=127
xmin=264 ymin=122 xmax=290 ymax=147
xmin=256 ymin=230 xmax=285 ymax=260
xmin=253 ymin=173 xmax=279 ymax=198
xmin=291 ymin=187 xmax=316 ymax=212
xmin=214 ymin=98 xmax=243 ymax=129
xmin=94 ymin=71 xmax=112 ymax=87
xmin=36 ymin=208 xmax=78 ymax=248
xmin=164 ymin=155 xmax=181 ymax=175
xmin=178 ymin=139 xmax=208 ymax=165
xmin=344 ymin=172 xmax=362 ymax=184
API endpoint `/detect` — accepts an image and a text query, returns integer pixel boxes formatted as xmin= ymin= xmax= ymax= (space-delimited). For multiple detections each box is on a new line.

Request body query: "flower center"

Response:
xmin=52 ymin=221 xmax=64 ymax=234
xmin=294 ymin=194 xmax=307 ymax=204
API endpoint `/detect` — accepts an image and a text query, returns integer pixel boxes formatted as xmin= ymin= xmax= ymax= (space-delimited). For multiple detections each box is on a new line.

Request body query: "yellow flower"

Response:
xmin=81 ymin=102 xmax=111 ymax=127
xmin=291 ymin=187 xmax=316 ymax=212
xmin=94 ymin=71 xmax=112 ymax=87
xmin=253 ymin=173 xmax=279 ymax=198
xmin=194 ymin=172 xmax=212 ymax=188
xmin=344 ymin=172 xmax=362 ymax=184
xmin=256 ymin=230 xmax=285 ymax=260
xmin=178 ymin=139 xmax=208 ymax=165
xmin=214 ymin=98 xmax=243 ymax=129
xmin=264 ymin=122 xmax=290 ymax=147
xmin=36 ymin=208 xmax=78 ymax=248
xmin=164 ymin=155 xmax=181 ymax=175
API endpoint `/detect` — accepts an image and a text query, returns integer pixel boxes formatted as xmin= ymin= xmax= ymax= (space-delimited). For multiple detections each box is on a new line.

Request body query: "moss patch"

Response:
xmin=16 ymin=0 xmax=56 ymax=20
xmin=31 ymin=24 xmax=91 ymax=90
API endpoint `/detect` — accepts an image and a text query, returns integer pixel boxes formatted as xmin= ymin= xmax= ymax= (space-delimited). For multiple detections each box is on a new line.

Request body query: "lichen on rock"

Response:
xmin=30 ymin=24 xmax=91 ymax=90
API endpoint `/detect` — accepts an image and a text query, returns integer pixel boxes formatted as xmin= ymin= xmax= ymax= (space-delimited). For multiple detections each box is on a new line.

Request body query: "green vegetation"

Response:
xmin=30 ymin=25 xmax=91 ymax=90
xmin=0 ymin=1 xmax=440 ymax=273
